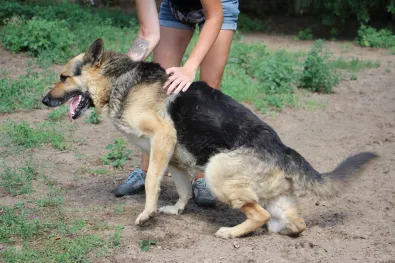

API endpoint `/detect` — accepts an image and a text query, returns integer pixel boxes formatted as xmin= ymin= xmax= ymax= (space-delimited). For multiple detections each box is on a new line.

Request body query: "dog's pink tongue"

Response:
xmin=68 ymin=95 xmax=80 ymax=122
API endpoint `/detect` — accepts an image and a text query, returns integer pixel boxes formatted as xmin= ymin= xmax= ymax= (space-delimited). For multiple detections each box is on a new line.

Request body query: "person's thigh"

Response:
xmin=153 ymin=26 xmax=194 ymax=68
xmin=154 ymin=0 xmax=196 ymax=68
xmin=199 ymin=29 xmax=235 ymax=89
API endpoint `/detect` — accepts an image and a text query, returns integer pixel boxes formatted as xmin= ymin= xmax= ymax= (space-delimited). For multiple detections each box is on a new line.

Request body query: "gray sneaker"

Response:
xmin=192 ymin=178 xmax=216 ymax=208
xmin=112 ymin=168 xmax=146 ymax=197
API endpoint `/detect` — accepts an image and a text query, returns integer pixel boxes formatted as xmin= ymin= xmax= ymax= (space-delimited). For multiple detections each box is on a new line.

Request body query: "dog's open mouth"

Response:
xmin=68 ymin=93 xmax=92 ymax=121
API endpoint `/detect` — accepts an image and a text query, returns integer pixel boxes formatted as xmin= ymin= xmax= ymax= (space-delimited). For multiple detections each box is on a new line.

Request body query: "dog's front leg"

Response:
xmin=159 ymin=165 xmax=192 ymax=215
xmin=135 ymin=131 xmax=176 ymax=226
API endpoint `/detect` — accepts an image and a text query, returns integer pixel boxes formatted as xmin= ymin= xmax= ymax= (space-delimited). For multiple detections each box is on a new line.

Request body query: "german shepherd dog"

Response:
xmin=42 ymin=39 xmax=378 ymax=239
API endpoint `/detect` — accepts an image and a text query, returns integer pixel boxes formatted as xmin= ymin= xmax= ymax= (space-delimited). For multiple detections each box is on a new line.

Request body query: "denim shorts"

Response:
xmin=158 ymin=0 xmax=239 ymax=30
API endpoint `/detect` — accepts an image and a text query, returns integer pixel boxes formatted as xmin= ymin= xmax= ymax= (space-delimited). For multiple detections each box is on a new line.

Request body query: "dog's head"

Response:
xmin=42 ymin=38 xmax=108 ymax=121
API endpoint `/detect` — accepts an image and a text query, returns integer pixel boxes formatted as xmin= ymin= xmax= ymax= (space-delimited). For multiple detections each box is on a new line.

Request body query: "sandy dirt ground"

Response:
xmin=0 ymin=35 xmax=394 ymax=263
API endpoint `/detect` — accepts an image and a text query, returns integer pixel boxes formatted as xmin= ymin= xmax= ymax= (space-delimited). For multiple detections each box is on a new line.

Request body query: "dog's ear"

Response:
xmin=84 ymin=38 xmax=104 ymax=67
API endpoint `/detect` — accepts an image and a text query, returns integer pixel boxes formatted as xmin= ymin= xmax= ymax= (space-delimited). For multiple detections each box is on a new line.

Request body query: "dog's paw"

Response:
xmin=279 ymin=217 xmax=306 ymax=236
xmin=135 ymin=209 xmax=156 ymax=226
xmin=159 ymin=205 xmax=183 ymax=215
xmin=215 ymin=227 xmax=236 ymax=239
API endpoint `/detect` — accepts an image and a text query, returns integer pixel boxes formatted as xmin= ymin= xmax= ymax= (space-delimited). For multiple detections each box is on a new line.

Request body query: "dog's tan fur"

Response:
xmin=42 ymin=39 xmax=377 ymax=239
xmin=109 ymin=83 xmax=178 ymax=224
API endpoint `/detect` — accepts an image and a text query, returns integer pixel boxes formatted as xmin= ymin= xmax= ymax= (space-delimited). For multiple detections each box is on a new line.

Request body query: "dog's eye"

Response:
xmin=60 ymin=74 xmax=69 ymax=83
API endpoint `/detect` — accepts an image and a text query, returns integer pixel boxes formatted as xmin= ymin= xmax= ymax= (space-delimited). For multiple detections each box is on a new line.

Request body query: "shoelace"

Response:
xmin=124 ymin=170 xmax=145 ymax=184
xmin=195 ymin=180 xmax=212 ymax=196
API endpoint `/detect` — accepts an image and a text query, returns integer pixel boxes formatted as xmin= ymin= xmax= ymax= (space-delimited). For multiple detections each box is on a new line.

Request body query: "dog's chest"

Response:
xmin=111 ymin=117 xmax=198 ymax=169
xmin=111 ymin=119 xmax=151 ymax=152
xmin=126 ymin=133 xmax=150 ymax=153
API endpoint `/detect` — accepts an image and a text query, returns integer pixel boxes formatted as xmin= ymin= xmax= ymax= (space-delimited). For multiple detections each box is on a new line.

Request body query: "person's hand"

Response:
xmin=163 ymin=66 xmax=196 ymax=95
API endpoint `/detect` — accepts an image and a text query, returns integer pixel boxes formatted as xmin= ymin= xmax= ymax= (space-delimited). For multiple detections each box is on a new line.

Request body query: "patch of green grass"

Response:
xmin=0 ymin=162 xmax=38 ymax=196
xmin=84 ymin=109 xmax=101 ymax=124
xmin=1 ymin=16 xmax=75 ymax=64
xmin=300 ymin=40 xmax=339 ymax=93
xmin=110 ymin=225 xmax=124 ymax=248
xmin=331 ymin=57 xmax=380 ymax=72
xmin=0 ymin=154 xmax=123 ymax=262
xmin=329 ymin=27 xmax=339 ymax=40
xmin=36 ymin=186 xmax=64 ymax=208
xmin=0 ymin=1 xmax=135 ymax=28
xmin=356 ymin=24 xmax=395 ymax=49
xmin=0 ymin=211 xmax=122 ymax=262
xmin=0 ymin=1 xmax=137 ymax=64
xmin=1 ymin=120 xmax=67 ymax=150
xmin=237 ymin=13 xmax=267 ymax=33
xmin=0 ymin=196 xmax=121 ymax=262
xmin=295 ymin=27 xmax=313 ymax=41
xmin=1 ymin=233 xmax=105 ymax=263
xmin=100 ymin=139 xmax=131 ymax=169
xmin=0 ymin=216 xmax=124 ymax=263
xmin=90 ymin=221 xmax=110 ymax=231
xmin=340 ymin=43 xmax=353 ymax=53
xmin=0 ymin=203 xmax=49 ymax=244
xmin=113 ymin=202 xmax=125 ymax=215
xmin=87 ymin=168 xmax=111 ymax=175
xmin=47 ymin=106 xmax=68 ymax=122
xmin=139 ymin=239 xmax=157 ymax=252
xmin=0 ymin=68 xmax=56 ymax=113
xmin=222 ymin=42 xmax=301 ymax=112
xmin=221 ymin=39 xmax=342 ymax=112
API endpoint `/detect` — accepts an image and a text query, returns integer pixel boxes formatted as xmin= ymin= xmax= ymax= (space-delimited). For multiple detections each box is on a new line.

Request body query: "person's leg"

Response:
xmin=191 ymin=0 xmax=239 ymax=205
xmin=137 ymin=26 xmax=194 ymax=183
xmin=191 ymin=29 xmax=235 ymax=207
xmin=113 ymin=0 xmax=194 ymax=197
xmin=140 ymin=26 xmax=195 ymax=167
xmin=199 ymin=29 xmax=235 ymax=89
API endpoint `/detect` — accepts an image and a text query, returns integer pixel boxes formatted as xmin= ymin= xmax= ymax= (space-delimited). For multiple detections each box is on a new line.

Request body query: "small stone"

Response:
xmin=233 ymin=241 xmax=240 ymax=249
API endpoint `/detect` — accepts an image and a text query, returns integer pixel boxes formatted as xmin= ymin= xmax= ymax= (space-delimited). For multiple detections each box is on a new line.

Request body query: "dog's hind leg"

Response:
xmin=159 ymin=165 xmax=192 ymax=215
xmin=266 ymin=195 xmax=306 ymax=236
xmin=215 ymin=202 xmax=271 ymax=239
xmin=204 ymin=151 xmax=271 ymax=239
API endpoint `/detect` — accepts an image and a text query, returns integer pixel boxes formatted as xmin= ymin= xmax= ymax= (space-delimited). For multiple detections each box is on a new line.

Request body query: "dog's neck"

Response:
xmin=100 ymin=52 xmax=168 ymax=120
xmin=101 ymin=52 xmax=167 ymax=84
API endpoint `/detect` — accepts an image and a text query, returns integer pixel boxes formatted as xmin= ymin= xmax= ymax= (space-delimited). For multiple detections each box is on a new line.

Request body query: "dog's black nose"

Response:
xmin=42 ymin=95 xmax=50 ymax=106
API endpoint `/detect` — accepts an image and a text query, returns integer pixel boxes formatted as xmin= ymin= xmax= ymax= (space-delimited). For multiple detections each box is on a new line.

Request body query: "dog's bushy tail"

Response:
xmin=289 ymin=151 xmax=378 ymax=198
